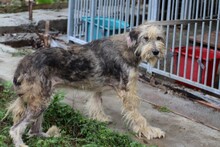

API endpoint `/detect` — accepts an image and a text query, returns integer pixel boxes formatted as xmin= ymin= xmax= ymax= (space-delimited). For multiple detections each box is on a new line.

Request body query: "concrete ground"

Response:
xmin=0 ymin=8 xmax=68 ymax=32
xmin=0 ymin=9 xmax=220 ymax=147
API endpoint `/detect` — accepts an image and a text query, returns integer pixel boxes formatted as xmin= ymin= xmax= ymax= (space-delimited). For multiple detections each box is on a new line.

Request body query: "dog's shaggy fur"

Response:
xmin=7 ymin=24 xmax=166 ymax=147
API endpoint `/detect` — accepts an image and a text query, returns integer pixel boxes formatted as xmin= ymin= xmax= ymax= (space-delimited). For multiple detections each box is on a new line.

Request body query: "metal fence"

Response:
xmin=67 ymin=0 xmax=220 ymax=95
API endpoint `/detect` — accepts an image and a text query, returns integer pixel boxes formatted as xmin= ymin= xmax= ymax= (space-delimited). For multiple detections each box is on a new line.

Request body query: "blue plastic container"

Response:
xmin=82 ymin=17 xmax=129 ymax=41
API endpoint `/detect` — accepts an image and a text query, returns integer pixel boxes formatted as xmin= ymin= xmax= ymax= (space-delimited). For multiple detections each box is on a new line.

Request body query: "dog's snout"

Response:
xmin=152 ymin=49 xmax=159 ymax=56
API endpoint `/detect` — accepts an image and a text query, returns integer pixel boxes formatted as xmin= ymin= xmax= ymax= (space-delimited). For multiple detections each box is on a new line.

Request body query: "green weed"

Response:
xmin=0 ymin=82 xmax=153 ymax=147
xmin=158 ymin=106 xmax=171 ymax=113
xmin=11 ymin=49 xmax=32 ymax=57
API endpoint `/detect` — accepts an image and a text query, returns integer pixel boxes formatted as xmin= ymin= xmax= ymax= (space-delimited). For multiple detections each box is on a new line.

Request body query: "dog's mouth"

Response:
xmin=139 ymin=45 xmax=165 ymax=62
xmin=157 ymin=54 xmax=164 ymax=60
xmin=144 ymin=52 xmax=164 ymax=67
xmin=154 ymin=50 xmax=166 ymax=60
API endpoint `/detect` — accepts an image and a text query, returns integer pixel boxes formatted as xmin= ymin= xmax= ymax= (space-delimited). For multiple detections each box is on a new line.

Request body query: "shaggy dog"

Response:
xmin=7 ymin=24 xmax=166 ymax=147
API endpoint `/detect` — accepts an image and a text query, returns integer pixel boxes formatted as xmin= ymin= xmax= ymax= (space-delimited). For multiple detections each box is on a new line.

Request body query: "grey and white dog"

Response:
xmin=6 ymin=24 xmax=166 ymax=147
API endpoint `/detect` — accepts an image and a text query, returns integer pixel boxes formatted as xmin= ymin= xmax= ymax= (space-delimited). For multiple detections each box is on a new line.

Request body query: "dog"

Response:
xmin=6 ymin=24 xmax=166 ymax=147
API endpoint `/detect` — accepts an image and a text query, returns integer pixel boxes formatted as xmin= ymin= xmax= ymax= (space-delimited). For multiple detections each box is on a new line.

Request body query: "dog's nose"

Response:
xmin=152 ymin=49 xmax=159 ymax=56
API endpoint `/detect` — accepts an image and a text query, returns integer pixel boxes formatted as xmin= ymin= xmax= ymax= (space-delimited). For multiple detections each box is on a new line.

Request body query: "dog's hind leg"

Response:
xmin=86 ymin=91 xmax=112 ymax=123
xmin=10 ymin=106 xmax=48 ymax=147
xmin=9 ymin=94 xmax=50 ymax=147
xmin=28 ymin=114 xmax=49 ymax=137
xmin=116 ymin=69 xmax=165 ymax=140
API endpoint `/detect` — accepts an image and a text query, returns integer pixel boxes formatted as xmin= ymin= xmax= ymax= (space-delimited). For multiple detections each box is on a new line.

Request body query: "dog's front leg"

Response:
xmin=116 ymin=69 xmax=165 ymax=140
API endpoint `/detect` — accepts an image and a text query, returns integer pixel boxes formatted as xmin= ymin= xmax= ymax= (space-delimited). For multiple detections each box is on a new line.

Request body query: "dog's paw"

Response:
xmin=99 ymin=115 xmax=112 ymax=123
xmin=19 ymin=144 xmax=29 ymax=147
xmin=93 ymin=114 xmax=112 ymax=123
xmin=138 ymin=126 xmax=165 ymax=140
xmin=28 ymin=132 xmax=49 ymax=138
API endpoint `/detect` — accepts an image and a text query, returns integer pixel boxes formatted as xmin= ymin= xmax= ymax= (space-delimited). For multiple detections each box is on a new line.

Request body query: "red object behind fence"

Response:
xmin=173 ymin=46 xmax=220 ymax=87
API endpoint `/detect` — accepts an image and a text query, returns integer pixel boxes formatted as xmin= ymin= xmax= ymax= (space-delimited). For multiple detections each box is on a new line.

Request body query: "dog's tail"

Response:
xmin=2 ymin=97 xmax=26 ymax=124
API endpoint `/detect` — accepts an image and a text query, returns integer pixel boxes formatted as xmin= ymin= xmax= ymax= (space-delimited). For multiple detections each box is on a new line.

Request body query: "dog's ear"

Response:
xmin=127 ymin=29 xmax=140 ymax=48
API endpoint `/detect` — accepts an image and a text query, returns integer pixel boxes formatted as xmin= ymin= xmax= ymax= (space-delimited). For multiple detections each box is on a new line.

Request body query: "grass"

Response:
xmin=153 ymin=105 xmax=171 ymax=113
xmin=11 ymin=49 xmax=32 ymax=57
xmin=0 ymin=47 xmax=32 ymax=57
xmin=0 ymin=81 xmax=154 ymax=147
xmin=9 ymin=48 xmax=33 ymax=57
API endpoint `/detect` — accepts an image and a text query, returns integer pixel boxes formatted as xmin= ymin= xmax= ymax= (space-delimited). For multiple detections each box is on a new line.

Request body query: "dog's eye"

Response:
xmin=157 ymin=36 xmax=163 ymax=41
xmin=144 ymin=37 xmax=149 ymax=41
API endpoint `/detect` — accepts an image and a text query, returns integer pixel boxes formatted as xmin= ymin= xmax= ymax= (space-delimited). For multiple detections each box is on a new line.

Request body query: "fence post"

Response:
xmin=89 ymin=0 xmax=96 ymax=42
xmin=67 ymin=0 xmax=75 ymax=43
xmin=148 ymin=0 xmax=160 ymax=21
xmin=180 ymin=0 xmax=186 ymax=19
xmin=146 ymin=0 xmax=160 ymax=74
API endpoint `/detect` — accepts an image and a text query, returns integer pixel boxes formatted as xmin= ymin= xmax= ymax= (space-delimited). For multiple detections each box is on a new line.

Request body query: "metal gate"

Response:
xmin=67 ymin=0 xmax=220 ymax=95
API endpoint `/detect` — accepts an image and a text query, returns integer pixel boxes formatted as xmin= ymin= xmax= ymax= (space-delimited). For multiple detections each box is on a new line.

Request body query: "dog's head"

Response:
xmin=127 ymin=25 xmax=165 ymax=67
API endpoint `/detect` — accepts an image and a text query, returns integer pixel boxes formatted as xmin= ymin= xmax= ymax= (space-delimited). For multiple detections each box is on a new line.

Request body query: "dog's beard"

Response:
xmin=136 ymin=42 xmax=165 ymax=67
xmin=156 ymin=41 xmax=165 ymax=59
xmin=147 ymin=57 xmax=158 ymax=67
